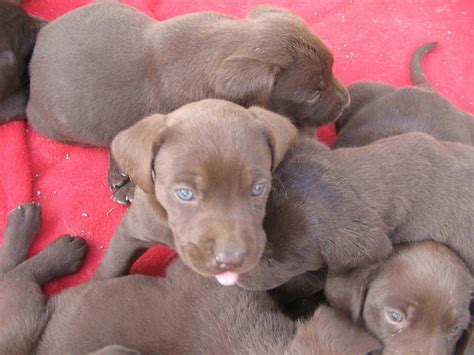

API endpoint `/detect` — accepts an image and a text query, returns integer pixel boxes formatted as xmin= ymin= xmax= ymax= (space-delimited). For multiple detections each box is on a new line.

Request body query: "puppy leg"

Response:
xmin=94 ymin=229 xmax=153 ymax=280
xmin=108 ymin=155 xmax=135 ymax=205
xmin=0 ymin=203 xmax=41 ymax=276
xmin=0 ymin=89 xmax=28 ymax=123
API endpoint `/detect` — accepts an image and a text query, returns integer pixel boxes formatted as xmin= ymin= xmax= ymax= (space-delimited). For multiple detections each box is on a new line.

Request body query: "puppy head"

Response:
xmin=214 ymin=6 xmax=349 ymax=128
xmin=326 ymin=241 xmax=473 ymax=355
xmin=112 ymin=99 xmax=298 ymax=284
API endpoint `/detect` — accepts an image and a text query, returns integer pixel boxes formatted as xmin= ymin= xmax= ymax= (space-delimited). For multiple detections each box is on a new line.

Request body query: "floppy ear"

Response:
xmin=111 ymin=114 xmax=167 ymax=194
xmin=214 ymin=56 xmax=280 ymax=107
xmin=325 ymin=263 xmax=381 ymax=323
xmin=248 ymin=106 xmax=297 ymax=171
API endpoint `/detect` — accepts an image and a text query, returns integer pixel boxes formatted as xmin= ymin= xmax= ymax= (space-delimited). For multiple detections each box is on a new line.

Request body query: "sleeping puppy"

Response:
xmin=0 ymin=0 xmax=46 ymax=122
xmin=37 ymin=261 xmax=380 ymax=354
xmin=325 ymin=241 xmax=473 ymax=355
xmin=237 ymin=133 xmax=474 ymax=291
xmin=25 ymin=1 xmax=349 ymax=204
xmin=334 ymin=42 xmax=474 ymax=148
xmin=95 ymin=99 xmax=297 ymax=285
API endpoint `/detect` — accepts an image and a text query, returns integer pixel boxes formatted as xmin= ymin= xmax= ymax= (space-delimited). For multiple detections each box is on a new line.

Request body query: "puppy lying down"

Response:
xmin=237 ymin=132 xmax=474 ymax=291
xmin=95 ymin=99 xmax=298 ymax=285
xmin=25 ymin=2 xmax=349 ymax=204
xmin=334 ymin=42 xmax=474 ymax=148
xmin=0 ymin=0 xmax=46 ymax=121
xmin=325 ymin=241 xmax=473 ymax=355
xmin=0 ymin=204 xmax=381 ymax=355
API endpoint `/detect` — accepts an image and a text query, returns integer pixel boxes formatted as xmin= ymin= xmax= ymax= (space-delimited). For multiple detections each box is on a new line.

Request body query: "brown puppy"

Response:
xmin=325 ymin=241 xmax=473 ymax=354
xmin=237 ymin=133 xmax=474 ymax=291
xmin=0 ymin=203 xmax=87 ymax=355
xmin=35 ymin=261 xmax=380 ymax=355
xmin=25 ymin=1 xmax=349 ymax=203
xmin=334 ymin=42 xmax=474 ymax=148
xmin=0 ymin=0 xmax=46 ymax=122
xmin=95 ymin=99 xmax=297 ymax=285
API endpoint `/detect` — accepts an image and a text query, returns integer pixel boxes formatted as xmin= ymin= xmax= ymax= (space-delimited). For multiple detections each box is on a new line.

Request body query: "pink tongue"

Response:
xmin=215 ymin=271 xmax=239 ymax=286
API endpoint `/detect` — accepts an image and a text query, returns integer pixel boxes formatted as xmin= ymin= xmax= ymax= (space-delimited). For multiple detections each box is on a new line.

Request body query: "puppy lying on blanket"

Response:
xmin=325 ymin=241 xmax=473 ymax=355
xmin=0 ymin=0 xmax=45 ymax=120
xmin=96 ymin=99 xmax=297 ymax=285
xmin=0 ymin=204 xmax=381 ymax=355
xmin=237 ymin=132 xmax=474 ymax=291
xmin=334 ymin=42 xmax=474 ymax=148
xmin=25 ymin=1 xmax=349 ymax=204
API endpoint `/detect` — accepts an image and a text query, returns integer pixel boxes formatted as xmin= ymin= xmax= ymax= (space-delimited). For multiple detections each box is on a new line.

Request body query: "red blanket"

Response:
xmin=1 ymin=0 xmax=473 ymax=295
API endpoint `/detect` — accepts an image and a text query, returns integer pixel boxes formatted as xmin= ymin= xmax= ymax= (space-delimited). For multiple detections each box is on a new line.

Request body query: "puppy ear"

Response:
xmin=325 ymin=263 xmax=381 ymax=323
xmin=248 ymin=106 xmax=297 ymax=171
xmin=291 ymin=305 xmax=382 ymax=354
xmin=111 ymin=114 xmax=167 ymax=194
xmin=214 ymin=56 xmax=280 ymax=107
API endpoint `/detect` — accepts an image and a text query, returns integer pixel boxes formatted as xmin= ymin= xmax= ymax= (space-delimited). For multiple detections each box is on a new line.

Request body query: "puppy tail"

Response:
xmin=410 ymin=42 xmax=437 ymax=88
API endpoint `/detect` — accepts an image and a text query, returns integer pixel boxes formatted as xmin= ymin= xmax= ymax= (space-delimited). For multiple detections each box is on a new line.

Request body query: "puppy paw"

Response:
xmin=5 ymin=203 xmax=42 ymax=244
xmin=108 ymin=166 xmax=130 ymax=190
xmin=44 ymin=235 xmax=88 ymax=276
xmin=112 ymin=181 xmax=135 ymax=205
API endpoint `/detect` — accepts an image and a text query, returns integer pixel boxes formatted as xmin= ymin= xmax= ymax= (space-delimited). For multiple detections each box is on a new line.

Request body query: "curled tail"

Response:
xmin=410 ymin=42 xmax=437 ymax=87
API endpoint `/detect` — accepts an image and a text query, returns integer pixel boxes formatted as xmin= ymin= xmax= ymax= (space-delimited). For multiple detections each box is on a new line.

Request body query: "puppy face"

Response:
xmin=112 ymin=100 xmax=297 ymax=284
xmin=214 ymin=6 xmax=350 ymax=128
xmin=326 ymin=241 xmax=473 ymax=355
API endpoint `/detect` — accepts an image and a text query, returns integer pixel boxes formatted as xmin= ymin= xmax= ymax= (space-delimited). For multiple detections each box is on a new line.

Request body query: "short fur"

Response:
xmin=237 ymin=133 xmax=474 ymax=290
xmin=95 ymin=99 xmax=298 ymax=281
xmin=0 ymin=0 xmax=46 ymax=122
xmin=325 ymin=241 xmax=473 ymax=354
xmin=334 ymin=42 xmax=474 ymax=148
xmin=0 ymin=203 xmax=381 ymax=355
xmin=25 ymin=2 xmax=349 ymax=203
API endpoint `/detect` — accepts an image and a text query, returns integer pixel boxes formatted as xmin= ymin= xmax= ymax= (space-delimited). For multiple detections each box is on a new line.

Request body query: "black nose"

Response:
xmin=215 ymin=249 xmax=245 ymax=270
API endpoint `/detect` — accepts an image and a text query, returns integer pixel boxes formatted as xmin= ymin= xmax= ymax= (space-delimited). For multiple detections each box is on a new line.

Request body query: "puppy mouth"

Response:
xmin=215 ymin=271 xmax=240 ymax=286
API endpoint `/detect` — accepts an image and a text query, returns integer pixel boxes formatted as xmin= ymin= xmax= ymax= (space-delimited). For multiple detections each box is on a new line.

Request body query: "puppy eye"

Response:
xmin=386 ymin=310 xmax=404 ymax=323
xmin=251 ymin=182 xmax=266 ymax=197
xmin=450 ymin=324 xmax=463 ymax=335
xmin=175 ymin=188 xmax=195 ymax=201
xmin=306 ymin=92 xmax=321 ymax=104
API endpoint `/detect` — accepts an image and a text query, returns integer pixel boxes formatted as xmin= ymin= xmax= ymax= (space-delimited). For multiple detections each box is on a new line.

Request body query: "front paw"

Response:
xmin=5 ymin=203 xmax=42 ymax=244
xmin=112 ymin=180 xmax=135 ymax=205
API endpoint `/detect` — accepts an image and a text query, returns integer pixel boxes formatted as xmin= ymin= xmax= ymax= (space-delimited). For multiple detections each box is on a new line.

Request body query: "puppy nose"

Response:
xmin=215 ymin=248 xmax=245 ymax=270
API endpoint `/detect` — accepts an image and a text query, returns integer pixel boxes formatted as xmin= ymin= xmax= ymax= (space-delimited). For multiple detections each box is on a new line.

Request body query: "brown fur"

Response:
xmin=0 ymin=204 xmax=381 ymax=355
xmin=0 ymin=0 xmax=46 ymax=122
xmin=325 ymin=241 xmax=473 ymax=354
xmin=96 ymin=99 xmax=298 ymax=281
xmin=334 ymin=42 xmax=474 ymax=148
xmin=25 ymin=2 xmax=349 ymax=203
xmin=237 ymin=133 xmax=474 ymax=290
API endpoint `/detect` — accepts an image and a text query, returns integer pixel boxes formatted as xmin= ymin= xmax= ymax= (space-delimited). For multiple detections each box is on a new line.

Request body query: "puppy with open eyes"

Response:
xmin=325 ymin=241 xmax=473 ymax=355
xmin=24 ymin=1 xmax=349 ymax=204
xmin=236 ymin=132 xmax=474 ymax=293
xmin=334 ymin=42 xmax=474 ymax=148
xmin=0 ymin=0 xmax=46 ymax=121
xmin=0 ymin=203 xmax=381 ymax=355
xmin=95 ymin=99 xmax=298 ymax=286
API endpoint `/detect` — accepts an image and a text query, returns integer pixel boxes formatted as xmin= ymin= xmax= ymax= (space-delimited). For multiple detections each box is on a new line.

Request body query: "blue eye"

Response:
xmin=175 ymin=188 xmax=195 ymax=201
xmin=251 ymin=183 xmax=266 ymax=197
xmin=386 ymin=311 xmax=404 ymax=323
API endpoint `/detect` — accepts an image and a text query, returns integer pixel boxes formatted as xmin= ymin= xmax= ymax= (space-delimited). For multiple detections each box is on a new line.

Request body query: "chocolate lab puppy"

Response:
xmin=0 ymin=203 xmax=88 ymax=354
xmin=325 ymin=241 xmax=473 ymax=355
xmin=95 ymin=99 xmax=297 ymax=285
xmin=36 ymin=261 xmax=380 ymax=354
xmin=334 ymin=42 xmax=474 ymax=148
xmin=236 ymin=133 xmax=474 ymax=291
xmin=0 ymin=204 xmax=381 ymax=355
xmin=25 ymin=1 xmax=349 ymax=204
xmin=0 ymin=0 xmax=46 ymax=121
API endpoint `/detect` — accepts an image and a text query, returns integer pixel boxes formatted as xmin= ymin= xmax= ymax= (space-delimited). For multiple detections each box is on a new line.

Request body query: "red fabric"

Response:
xmin=0 ymin=0 xmax=472 ymax=295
